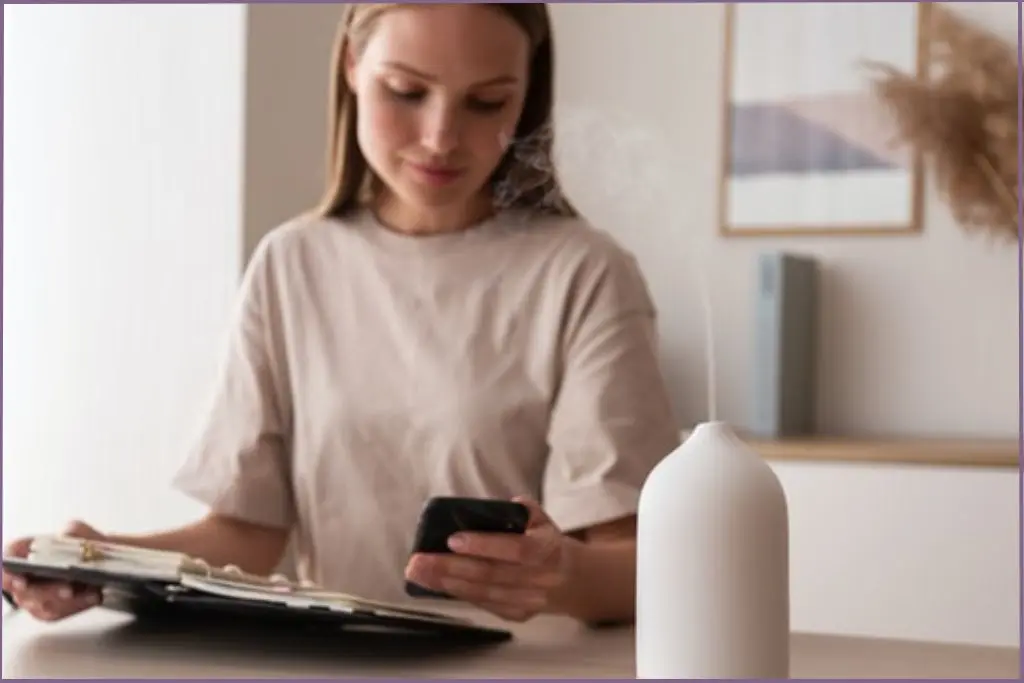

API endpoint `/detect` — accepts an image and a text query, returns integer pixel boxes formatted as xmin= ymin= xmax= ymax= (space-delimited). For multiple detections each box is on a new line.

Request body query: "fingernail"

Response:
xmin=58 ymin=586 xmax=73 ymax=600
xmin=12 ymin=579 xmax=25 ymax=592
xmin=447 ymin=535 xmax=466 ymax=551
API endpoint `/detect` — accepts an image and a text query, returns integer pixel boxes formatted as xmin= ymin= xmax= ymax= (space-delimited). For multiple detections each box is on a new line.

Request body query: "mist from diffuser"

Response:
xmin=493 ymin=105 xmax=791 ymax=679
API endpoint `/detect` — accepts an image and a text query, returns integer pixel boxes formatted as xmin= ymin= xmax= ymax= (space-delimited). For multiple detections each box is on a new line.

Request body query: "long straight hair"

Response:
xmin=313 ymin=3 xmax=577 ymax=220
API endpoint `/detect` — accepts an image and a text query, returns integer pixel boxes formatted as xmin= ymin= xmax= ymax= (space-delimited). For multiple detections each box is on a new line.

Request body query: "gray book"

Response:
xmin=749 ymin=252 xmax=820 ymax=438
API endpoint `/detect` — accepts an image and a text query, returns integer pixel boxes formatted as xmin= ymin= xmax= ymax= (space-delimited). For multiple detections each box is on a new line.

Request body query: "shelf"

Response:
xmin=679 ymin=430 xmax=1019 ymax=468
xmin=748 ymin=436 xmax=1019 ymax=469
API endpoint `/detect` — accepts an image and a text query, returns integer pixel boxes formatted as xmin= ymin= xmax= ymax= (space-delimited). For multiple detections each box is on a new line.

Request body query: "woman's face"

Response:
xmin=346 ymin=5 xmax=531 ymax=215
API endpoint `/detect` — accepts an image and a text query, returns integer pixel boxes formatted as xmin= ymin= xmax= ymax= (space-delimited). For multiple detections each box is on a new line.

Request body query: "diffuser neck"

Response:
xmin=690 ymin=421 xmax=734 ymax=438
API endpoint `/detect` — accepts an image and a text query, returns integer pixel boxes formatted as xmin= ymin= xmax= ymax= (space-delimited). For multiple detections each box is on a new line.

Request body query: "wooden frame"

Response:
xmin=718 ymin=2 xmax=930 ymax=237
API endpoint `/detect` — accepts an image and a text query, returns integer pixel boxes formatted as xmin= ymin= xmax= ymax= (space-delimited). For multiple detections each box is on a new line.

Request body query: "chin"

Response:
xmin=400 ymin=178 xmax=478 ymax=209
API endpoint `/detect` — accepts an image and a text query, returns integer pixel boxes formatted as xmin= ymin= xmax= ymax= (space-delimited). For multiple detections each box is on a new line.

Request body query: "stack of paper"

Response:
xmin=21 ymin=535 xmax=470 ymax=625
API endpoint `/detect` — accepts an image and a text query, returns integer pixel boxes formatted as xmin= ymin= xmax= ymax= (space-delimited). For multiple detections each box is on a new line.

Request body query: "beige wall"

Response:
xmin=548 ymin=1 xmax=1018 ymax=648
xmin=240 ymin=2 xmax=1018 ymax=647
xmin=550 ymin=1 xmax=1017 ymax=440
xmin=549 ymin=1 xmax=1017 ymax=649
xmin=241 ymin=1 xmax=344 ymax=582
xmin=242 ymin=3 xmax=341 ymax=264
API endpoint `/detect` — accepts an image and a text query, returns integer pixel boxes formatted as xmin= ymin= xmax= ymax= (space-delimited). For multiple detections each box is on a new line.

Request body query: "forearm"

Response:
xmin=104 ymin=513 xmax=290 ymax=577
xmin=550 ymin=536 xmax=638 ymax=626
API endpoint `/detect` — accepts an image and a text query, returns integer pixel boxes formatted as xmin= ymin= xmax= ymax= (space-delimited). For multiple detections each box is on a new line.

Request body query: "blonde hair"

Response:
xmin=314 ymin=3 xmax=577 ymax=220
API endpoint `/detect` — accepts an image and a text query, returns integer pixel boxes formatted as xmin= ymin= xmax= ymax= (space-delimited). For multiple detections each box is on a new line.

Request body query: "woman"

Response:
xmin=3 ymin=3 xmax=679 ymax=626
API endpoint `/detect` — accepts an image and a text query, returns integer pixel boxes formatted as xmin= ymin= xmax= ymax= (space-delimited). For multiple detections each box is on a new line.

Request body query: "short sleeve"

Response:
xmin=542 ymin=247 xmax=680 ymax=533
xmin=171 ymin=234 xmax=296 ymax=530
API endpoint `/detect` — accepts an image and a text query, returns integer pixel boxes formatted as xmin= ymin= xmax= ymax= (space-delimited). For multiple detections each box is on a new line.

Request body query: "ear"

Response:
xmin=343 ymin=44 xmax=359 ymax=93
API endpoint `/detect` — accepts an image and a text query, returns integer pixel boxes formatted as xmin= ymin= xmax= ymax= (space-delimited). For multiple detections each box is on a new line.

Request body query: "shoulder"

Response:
xmin=502 ymin=212 xmax=644 ymax=278
xmin=512 ymin=213 xmax=651 ymax=303
xmin=491 ymin=212 xmax=658 ymax=331
xmin=248 ymin=212 xmax=343 ymax=267
xmin=236 ymin=212 xmax=356 ymax=306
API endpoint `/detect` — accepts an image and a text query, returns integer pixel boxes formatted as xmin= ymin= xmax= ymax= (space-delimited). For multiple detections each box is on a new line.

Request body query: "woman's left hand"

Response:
xmin=404 ymin=497 xmax=576 ymax=623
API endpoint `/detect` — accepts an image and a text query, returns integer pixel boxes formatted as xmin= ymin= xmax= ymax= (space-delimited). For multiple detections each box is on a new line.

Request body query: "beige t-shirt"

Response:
xmin=172 ymin=208 xmax=680 ymax=602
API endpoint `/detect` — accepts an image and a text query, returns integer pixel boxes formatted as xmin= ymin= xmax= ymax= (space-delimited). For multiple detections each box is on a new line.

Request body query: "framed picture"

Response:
xmin=718 ymin=2 xmax=930 ymax=237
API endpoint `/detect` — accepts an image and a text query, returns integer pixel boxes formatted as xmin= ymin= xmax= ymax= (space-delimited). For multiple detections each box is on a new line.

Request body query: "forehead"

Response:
xmin=362 ymin=5 xmax=530 ymax=81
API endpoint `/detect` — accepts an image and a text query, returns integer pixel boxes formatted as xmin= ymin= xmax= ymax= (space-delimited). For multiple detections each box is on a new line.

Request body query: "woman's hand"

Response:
xmin=404 ymin=497 xmax=578 ymax=623
xmin=2 ymin=520 xmax=106 ymax=621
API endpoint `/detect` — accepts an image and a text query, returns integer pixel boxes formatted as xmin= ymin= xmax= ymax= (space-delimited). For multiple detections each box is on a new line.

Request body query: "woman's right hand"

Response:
xmin=2 ymin=520 xmax=106 ymax=621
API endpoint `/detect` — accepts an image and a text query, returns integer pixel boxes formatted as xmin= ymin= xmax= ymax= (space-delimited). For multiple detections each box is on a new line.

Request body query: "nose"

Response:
xmin=420 ymin=102 xmax=460 ymax=156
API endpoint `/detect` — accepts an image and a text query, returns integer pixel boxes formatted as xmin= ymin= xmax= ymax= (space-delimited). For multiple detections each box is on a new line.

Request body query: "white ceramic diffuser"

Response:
xmin=635 ymin=420 xmax=790 ymax=678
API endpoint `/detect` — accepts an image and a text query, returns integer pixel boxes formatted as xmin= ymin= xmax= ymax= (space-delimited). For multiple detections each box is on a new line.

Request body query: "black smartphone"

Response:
xmin=405 ymin=497 xmax=530 ymax=599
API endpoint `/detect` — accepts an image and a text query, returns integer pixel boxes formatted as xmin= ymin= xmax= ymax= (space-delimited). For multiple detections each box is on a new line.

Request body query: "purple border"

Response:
xmin=1016 ymin=0 xmax=1023 ymax=673
xmin=1 ymin=1 xmax=1021 ymax=682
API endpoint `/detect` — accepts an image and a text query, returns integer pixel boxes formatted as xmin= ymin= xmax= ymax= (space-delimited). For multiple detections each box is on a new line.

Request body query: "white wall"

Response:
xmin=1 ymin=2 xmax=341 ymax=568
xmin=3 ymin=2 xmax=1018 ymax=649
xmin=2 ymin=4 xmax=246 ymax=537
xmin=549 ymin=1 xmax=1018 ymax=648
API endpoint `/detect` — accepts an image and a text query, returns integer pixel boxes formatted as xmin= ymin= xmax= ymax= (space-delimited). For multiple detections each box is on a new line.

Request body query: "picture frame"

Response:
xmin=717 ymin=2 xmax=930 ymax=237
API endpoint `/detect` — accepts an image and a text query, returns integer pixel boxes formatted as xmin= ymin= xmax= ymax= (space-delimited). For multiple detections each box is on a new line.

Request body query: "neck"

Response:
xmin=373 ymin=192 xmax=495 ymax=236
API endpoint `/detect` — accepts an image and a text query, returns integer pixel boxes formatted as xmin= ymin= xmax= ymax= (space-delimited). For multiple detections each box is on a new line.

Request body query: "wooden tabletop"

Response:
xmin=2 ymin=606 xmax=1019 ymax=679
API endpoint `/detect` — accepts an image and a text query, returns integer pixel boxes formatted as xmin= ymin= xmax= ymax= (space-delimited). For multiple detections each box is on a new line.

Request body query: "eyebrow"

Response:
xmin=381 ymin=61 xmax=519 ymax=87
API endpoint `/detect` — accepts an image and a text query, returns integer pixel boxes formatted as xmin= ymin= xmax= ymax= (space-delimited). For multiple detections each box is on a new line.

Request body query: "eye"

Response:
xmin=379 ymin=76 xmax=427 ymax=103
xmin=385 ymin=84 xmax=426 ymax=103
xmin=466 ymin=97 xmax=507 ymax=114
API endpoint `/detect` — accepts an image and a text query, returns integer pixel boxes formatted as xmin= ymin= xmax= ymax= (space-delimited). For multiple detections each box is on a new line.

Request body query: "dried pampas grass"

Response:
xmin=865 ymin=5 xmax=1018 ymax=243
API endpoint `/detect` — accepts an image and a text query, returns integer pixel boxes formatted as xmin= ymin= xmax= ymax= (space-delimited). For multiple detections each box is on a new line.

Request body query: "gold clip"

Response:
xmin=80 ymin=541 xmax=104 ymax=563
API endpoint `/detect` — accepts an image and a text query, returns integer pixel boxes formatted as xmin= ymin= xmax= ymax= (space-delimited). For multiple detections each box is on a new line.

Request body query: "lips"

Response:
xmin=407 ymin=161 xmax=464 ymax=185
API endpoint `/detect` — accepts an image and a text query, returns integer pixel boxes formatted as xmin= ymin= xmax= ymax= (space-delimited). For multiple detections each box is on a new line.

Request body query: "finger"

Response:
xmin=23 ymin=597 xmax=86 ymax=622
xmin=16 ymin=582 xmax=71 ymax=608
xmin=475 ymin=600 xmax=536 ymax=623
xmin=63 ymin=520 xmax=100 ymax=540
xmin=52 ymin=586 xmax=102 ymax=615
xmin=17 ymin=584 xmax=100 ymax=620
xmin=17 ymin=591 xmax=63 ymax=621
xmin=4 ymin=537 xmax=32 ymax=559
xmin=406 ymin=553 xmax=562 ymax=591
xmin=443 ymin=555 xmax=563 ymax=589
xmin=449 ymin=528 xmax=561 ymax=566
xmin=16 ymin=580 xmax=87 ymax=604
xmin=19 ymin=600 xmax=51 ymax=620
xmin=437 ymin=576 xmax=549 ymax=611
xmin=2 ymin=571 xmax=28 ymax=595
xmin=511 ymin=496 xmax=556 ymax=530
xmin=69 ymin=588 xmax=103 ymax=612
xmin=3 ymin=537 xmax=36 ymax=597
